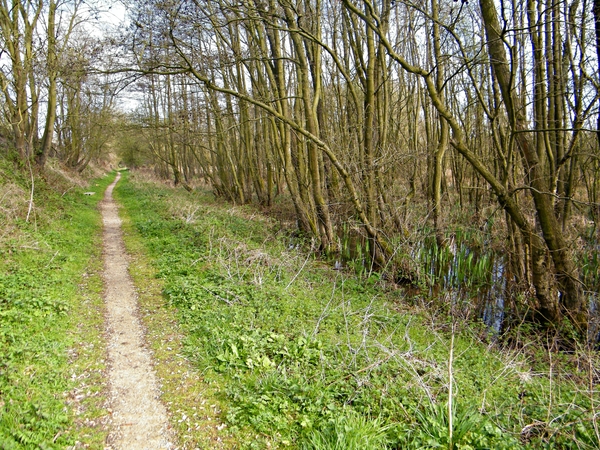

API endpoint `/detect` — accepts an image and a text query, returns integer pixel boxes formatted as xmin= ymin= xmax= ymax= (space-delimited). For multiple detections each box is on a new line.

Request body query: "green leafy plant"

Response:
xmin=401 ymin=401 xmax=519 ymax=450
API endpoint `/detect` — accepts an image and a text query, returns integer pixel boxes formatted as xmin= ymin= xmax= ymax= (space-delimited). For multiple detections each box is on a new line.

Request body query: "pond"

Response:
xmin=330 ymin=227 xmax=599 ymax=340
xmin=412 ymin=236 xmax=507 ymax=333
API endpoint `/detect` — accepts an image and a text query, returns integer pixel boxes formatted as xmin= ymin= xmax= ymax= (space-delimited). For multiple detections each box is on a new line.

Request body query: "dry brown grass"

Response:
xmin=0 ymin=163 xmax=28 ymax=241
xmin=0 ymin=158 xmax=111 ymax=245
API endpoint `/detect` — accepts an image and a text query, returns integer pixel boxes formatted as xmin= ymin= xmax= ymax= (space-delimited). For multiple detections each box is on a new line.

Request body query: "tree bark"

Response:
xmin=38 ymin=0 xmax=57 ymax=168
xmin=479 ymin=0 xmax=583 ymax=324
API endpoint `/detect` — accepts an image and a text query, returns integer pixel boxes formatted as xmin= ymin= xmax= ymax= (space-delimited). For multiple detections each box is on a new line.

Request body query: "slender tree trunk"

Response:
xmin=594 ymin=0 xmax=600 ymax=149
xmin=479 ymin=0 xmax=583 ymax=324
xmin=38 ymin=0 xmax=57 ymax=168
xmin=431 ymin=0 xmax=449 ymax=246
xmin=284 ymin=3 xmax=336 ymax=252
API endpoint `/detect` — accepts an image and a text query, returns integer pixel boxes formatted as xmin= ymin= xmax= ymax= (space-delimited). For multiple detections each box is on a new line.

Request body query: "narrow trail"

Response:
xmin=100 ymin=173 xmax=175 ymax=449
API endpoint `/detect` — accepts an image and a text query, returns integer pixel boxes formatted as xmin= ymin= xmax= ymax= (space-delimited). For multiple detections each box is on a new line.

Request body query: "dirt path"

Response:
xmin=100 ymin=173 xmax=175 ymax=449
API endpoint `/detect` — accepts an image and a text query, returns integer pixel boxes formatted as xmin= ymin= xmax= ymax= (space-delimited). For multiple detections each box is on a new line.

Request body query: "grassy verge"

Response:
xmin=0 ymin=160 xmax=113 ymax=448
xmin=115 ymin=170 xmax=600 ymax=450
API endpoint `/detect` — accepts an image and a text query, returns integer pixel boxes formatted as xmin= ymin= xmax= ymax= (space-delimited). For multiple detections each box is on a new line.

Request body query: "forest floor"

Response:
xmin=100 ymin=172 xmax=175 ymax=449
xmin=1 ymin=166 xmax=598 ymax=449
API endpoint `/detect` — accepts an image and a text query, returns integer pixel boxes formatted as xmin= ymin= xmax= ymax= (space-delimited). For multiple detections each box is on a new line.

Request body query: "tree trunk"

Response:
xmin=479 ymin=0 xmax=583 ymax=325
xmin=38 ymin=0 xmax=57 ymax=168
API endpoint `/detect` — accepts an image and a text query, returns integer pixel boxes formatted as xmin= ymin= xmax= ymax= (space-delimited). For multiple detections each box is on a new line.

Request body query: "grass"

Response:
xmin=114 ymin=170 xmax=600 ymax=449
xmin=0 ymin=159 xmax=112 ymax=448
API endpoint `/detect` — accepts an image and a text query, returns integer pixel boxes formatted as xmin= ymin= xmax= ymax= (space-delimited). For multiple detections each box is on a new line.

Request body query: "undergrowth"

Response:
xmin=115 ymin=171 xmax=600 ymax=449
xmin=0 ymin=159 xmax=112 ymax=448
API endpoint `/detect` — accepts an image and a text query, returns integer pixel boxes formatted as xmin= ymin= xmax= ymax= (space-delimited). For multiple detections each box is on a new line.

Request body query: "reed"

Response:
xmin=415 ymin=232 xmax=494 ymax=291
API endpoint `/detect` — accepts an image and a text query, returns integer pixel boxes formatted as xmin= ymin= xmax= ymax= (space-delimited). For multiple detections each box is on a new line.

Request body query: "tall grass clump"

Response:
xmin=115 ymin=171 xmax=599 ymax=449
xmin=300 ymin=411 xmax=392 ymax=450
xmin=414 ymin=229 xmax=495 ymax=291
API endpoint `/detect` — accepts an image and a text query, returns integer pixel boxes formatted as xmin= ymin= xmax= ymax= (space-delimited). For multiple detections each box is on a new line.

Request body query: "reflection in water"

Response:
xmin=413 ymin=239 xmax=506 ymax=333
xmin=481 ymin=261 xmax=505 ymax=334
xmin=333 ymin=229 xmax=599 ymax=341
xmin=337 ymin=230 xmax=510 ymax=332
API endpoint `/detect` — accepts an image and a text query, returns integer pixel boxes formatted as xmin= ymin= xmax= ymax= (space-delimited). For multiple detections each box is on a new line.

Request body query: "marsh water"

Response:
xmin=336 ymin=229 xmax=600 ymax=340
xmin=410 ymin=237 xmax=508 ymax=333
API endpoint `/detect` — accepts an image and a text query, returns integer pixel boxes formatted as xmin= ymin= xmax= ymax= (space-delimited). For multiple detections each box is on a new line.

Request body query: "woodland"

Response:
xmin=1 ymin=0 xmax=600 ymax=447
xmin=3 ymin=0 xmax=600 ymax=334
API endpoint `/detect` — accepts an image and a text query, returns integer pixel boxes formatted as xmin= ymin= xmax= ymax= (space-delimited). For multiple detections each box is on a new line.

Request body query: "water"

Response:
xmin=413 ymin=237 xmax=507 ymax=333
xmin=335 ymin=230 xmax=509 ymax=333
xmin=589 ymin=293 xmax=600 ymax=345
xmin=333 ymin=229 xmax=600 ymax=339
xmin=481 ymin=261 xmax=506 ymax=333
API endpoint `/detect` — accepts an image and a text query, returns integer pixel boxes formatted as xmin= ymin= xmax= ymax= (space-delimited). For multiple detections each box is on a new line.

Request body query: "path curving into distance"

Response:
xmin=100 ymin=172 xmax=175 ymax=449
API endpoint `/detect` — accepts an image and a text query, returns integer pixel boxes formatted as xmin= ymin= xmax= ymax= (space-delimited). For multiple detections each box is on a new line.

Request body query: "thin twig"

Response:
xmin=312 ymin=277 xmax=337 ymax=337
xmin=326 ymin=352 xmax=395 ymax=387
xmin=26 ymin=157 xmax=34 ymax=223
xmin=61 ymin=186 xmax=75 ymax=197
xmin=200 ymin=285 xmax=241 ymax=306
xmin=285 ymin=248 xmax=312 ymax=290
xmin=45 ymin=251 xmax=60 ymax=268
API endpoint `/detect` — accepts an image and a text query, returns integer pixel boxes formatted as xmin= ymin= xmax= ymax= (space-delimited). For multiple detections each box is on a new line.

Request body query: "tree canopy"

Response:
xmin=2 ymin=0 xmax=600 ymax=334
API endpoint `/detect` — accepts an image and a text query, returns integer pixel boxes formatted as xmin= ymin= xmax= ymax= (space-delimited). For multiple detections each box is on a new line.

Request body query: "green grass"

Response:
xmin=115 ymin=171 xmax=600 ymax=449
xmin=0 ymin=160 xmax=113 ymax=448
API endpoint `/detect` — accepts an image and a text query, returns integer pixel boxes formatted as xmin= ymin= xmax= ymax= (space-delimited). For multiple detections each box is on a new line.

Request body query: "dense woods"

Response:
xmin=2 ymin=0 xmax=600 ymax=335
xmin=3 ymin=2 xmax=600 ymax=447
